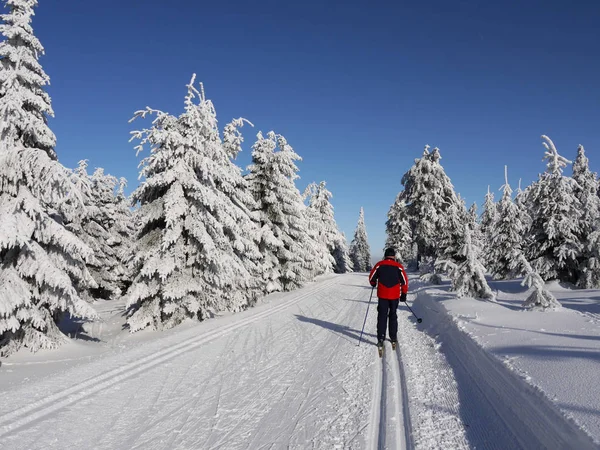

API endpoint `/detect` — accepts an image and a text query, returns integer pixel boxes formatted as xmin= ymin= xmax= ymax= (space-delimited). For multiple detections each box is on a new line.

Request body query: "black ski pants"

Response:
xmin=377 ymin=298 xmax=399 ymax=342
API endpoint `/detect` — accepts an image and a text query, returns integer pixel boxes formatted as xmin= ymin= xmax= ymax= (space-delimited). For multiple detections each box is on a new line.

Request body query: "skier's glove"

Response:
xmin=400 ymin=293 xmax=407 ymax=303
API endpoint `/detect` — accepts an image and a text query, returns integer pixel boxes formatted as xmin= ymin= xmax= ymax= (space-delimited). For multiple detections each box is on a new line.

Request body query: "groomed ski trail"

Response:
xmin=366 ymin=340 xmax=411 ymax=450
xmin=1 ymin=273 xmax=595 ymax=449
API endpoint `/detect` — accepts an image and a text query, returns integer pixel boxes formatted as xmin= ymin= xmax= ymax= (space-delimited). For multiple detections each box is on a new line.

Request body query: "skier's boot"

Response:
xmin=377 ymin=340 xmax=384 ymax=357
xmin=391 ymin=340 xmax=397 ymax=350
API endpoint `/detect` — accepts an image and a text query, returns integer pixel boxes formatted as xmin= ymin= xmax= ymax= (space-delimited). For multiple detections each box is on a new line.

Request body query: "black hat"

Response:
xmin=384 ymin=248 xmax=396 ymax=258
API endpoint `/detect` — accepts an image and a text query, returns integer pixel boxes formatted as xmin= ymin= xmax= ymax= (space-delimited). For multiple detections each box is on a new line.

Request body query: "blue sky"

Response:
xmin=30 ymin=0 xmax=600 ymax=258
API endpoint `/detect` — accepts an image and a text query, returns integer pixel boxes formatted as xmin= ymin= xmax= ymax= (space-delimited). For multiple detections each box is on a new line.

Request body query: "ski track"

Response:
xmin=366 ymin=331 xmax=411 ymax=449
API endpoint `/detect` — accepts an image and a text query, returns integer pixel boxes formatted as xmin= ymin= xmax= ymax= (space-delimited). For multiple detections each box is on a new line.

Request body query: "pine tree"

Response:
xmin=0 ymin=1 xmax=98 ymax=356
xmin=246 ymin=131 xmax=317 ymax=292
xmin=0 ymin=0 xmax=55 ymax=157
xmin=349 ymin=207 xmax=371 ymax=272
xmin=572 ymin=145 xmax=600 ymax=288
xmin=486 ymin=167 xmax=526 ymax=279
xmin=125 ymin=75 xmax=263 ymax=332
xmin=385 ymin=193 xmax=413 ymax=265
xmin=526 ymin=136 xmax=582 ymax=283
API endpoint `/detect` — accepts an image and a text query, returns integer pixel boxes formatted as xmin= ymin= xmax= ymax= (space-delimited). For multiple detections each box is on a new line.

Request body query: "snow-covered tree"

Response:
xmin=385 ymin=193 xmax=413 ymax=265
xmin=304 ymin=181 xmax=351 ymax=274
xmin=572 ymin=145 xmax=600 ymax=288
xmin=467 ymin=202 xmax=478 ymax=230
xmin=349 ymin=207 xmax=371 ymax=272
xmin=0 ymin=0 xmax=55 ymax=157
xmin=246 ymin=130 xmax=317 ymax=292
xmin=487 ymin=167 xmax=526 ymax=279
xmin=514 ymin=178 xmax=532 ymax=233
xmin=515 ymin=253 xmax=561 ymax=310
xmin=426 ymin=148 xmax=469 ymax=269
xmin=332 ymin=232 xmax=353 ymax=274
xmin=0 ymin=1 xmax=99 ymax=356
xmin=479 ymin=186 xmax=497 ymax=267
xmin=66 ymin=161 xmax=132 ymax=300
xmin=401 ymin=146 xmax=439 ymax=263
xmin=448 ymin=221 xmax=494 ymax=300
xmin=125 ymin=75 xmax=263 ymax=332
xmin=526 ymin=135 xmax=582 ymax=283
xmin=0 ymin=149 xmax=98 ymax=356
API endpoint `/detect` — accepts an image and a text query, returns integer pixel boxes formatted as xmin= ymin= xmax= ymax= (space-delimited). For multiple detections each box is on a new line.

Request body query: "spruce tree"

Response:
xmin=385 ymin=193 xmax=413 ymax=265
xmin=401 ymin=146 xmax=440 ymax=263
xmin=67 ymin=162 xmax=133 ymax=300
xmin=332 ymin=232 xmax=353 ymax=274
xmin=526 ymin=136 xmax=582 ymax=283
xmin=487 ymin=167 xmax=526 ymax=279
xmin=451 ymin=221 xmax=494 ymax=300
xmin=125 ymin=75 xmax=262 ymax=332
xmin=572 ymin=145 xmax=600 ymax=288
xmin=0 ymin=0 xmax=55 ymax=156
xmin=349 ymin=207 xmax=371 ymax=272
xmin=246 ymin=131 xmax=317 ymax=291
xmin=304 ymin=181 xmax=350 ymax=273
xmin=480 ymin=186 xmax=497 ymax=268
xmin=0 ymin=0 xmax=98 ymax=356
xmin=516 ymin=254 xmax=561 ymax=310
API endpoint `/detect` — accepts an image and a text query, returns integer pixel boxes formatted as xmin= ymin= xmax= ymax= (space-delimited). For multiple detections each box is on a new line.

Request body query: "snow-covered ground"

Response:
xmin=0 ymin=273 xmax=598 ymax=449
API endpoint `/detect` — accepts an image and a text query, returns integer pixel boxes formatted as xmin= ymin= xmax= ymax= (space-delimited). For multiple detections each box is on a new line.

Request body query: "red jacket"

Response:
xmin=369 ymin=258 xmax=408 ymax=300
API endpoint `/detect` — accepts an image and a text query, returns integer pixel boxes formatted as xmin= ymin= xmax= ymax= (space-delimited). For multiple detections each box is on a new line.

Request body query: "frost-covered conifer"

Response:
xmin=0 ymin=1 xmax=98 ymax=356
xmin=67 ymin=161 xmax=132 ymax=300
xmin=385 ymin=193 xmax=413 ymax=265
xmin=304 ymin=181 xmax=350 ymax=274
xmin=349 ymin=207 xmax=371 ymax=272
xmin=246 ymin=131 xmax=317 ymax=291
xmin=526 ymin=136 xmax=582 ymax=283
xmin=125 ymin=75 xmax=262 ymax=332
xmin=0 ymin=150 xmax=98 ymax=355
xmin=487 ymin=167 xmax=526 ymax=279
xmin=572 ymin=145 xmax=600 ymax=287
xmin=401 ymin=146 xmax=439 ymax=262
xmin=332 ymin=232 xmax=353 ymax=274
xmin=450 ymin=221 xmax=494 ymax=300
xmin=515 ymin=254 xmax=561 ymax=310
xmin=0 ymin=0 xmax=55 ymax=157
xmin=480 ymin=186 xmax=497 ymax=267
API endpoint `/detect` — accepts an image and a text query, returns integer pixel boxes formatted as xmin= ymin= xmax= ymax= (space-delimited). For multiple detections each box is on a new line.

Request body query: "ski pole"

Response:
xmin=358 ymin=286 xmax=375 ymax=346
xmin=404 ymin=301 xmax=423 ymax=323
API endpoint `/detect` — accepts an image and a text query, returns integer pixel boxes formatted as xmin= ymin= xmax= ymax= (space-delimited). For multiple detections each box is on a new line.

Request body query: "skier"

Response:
xmin=369 ymin=248 xmax=409 ymax=353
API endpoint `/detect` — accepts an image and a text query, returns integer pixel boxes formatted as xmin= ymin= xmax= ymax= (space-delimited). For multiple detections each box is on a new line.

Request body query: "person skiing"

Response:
xmin=369 ymin=248 xmax=409 ymax=352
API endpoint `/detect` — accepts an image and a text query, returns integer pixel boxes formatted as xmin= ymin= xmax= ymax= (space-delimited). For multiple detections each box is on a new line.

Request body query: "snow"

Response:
xmin=1 ymin=273 xmax=599 ymax=449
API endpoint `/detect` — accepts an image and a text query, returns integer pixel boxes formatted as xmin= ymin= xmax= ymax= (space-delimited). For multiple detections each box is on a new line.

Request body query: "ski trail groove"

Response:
xmin=0 ymin=277 xmax=339 ymax=438
xmin=390 ymin=345 xmax=408 ymax=449
xmin=379 ymin=350 xmax=388 ymax=449
xmin=368 ymin=342 xmax=410 ymax=450
xmin=395 ymin=343 xmax=415 ymax=449
xmin=367 ymin=351 xmax=383 ymax=450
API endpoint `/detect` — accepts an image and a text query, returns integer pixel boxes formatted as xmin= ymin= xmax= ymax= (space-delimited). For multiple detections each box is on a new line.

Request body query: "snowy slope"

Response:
xmin=0 ymin=274 xmax=598 ymax=449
